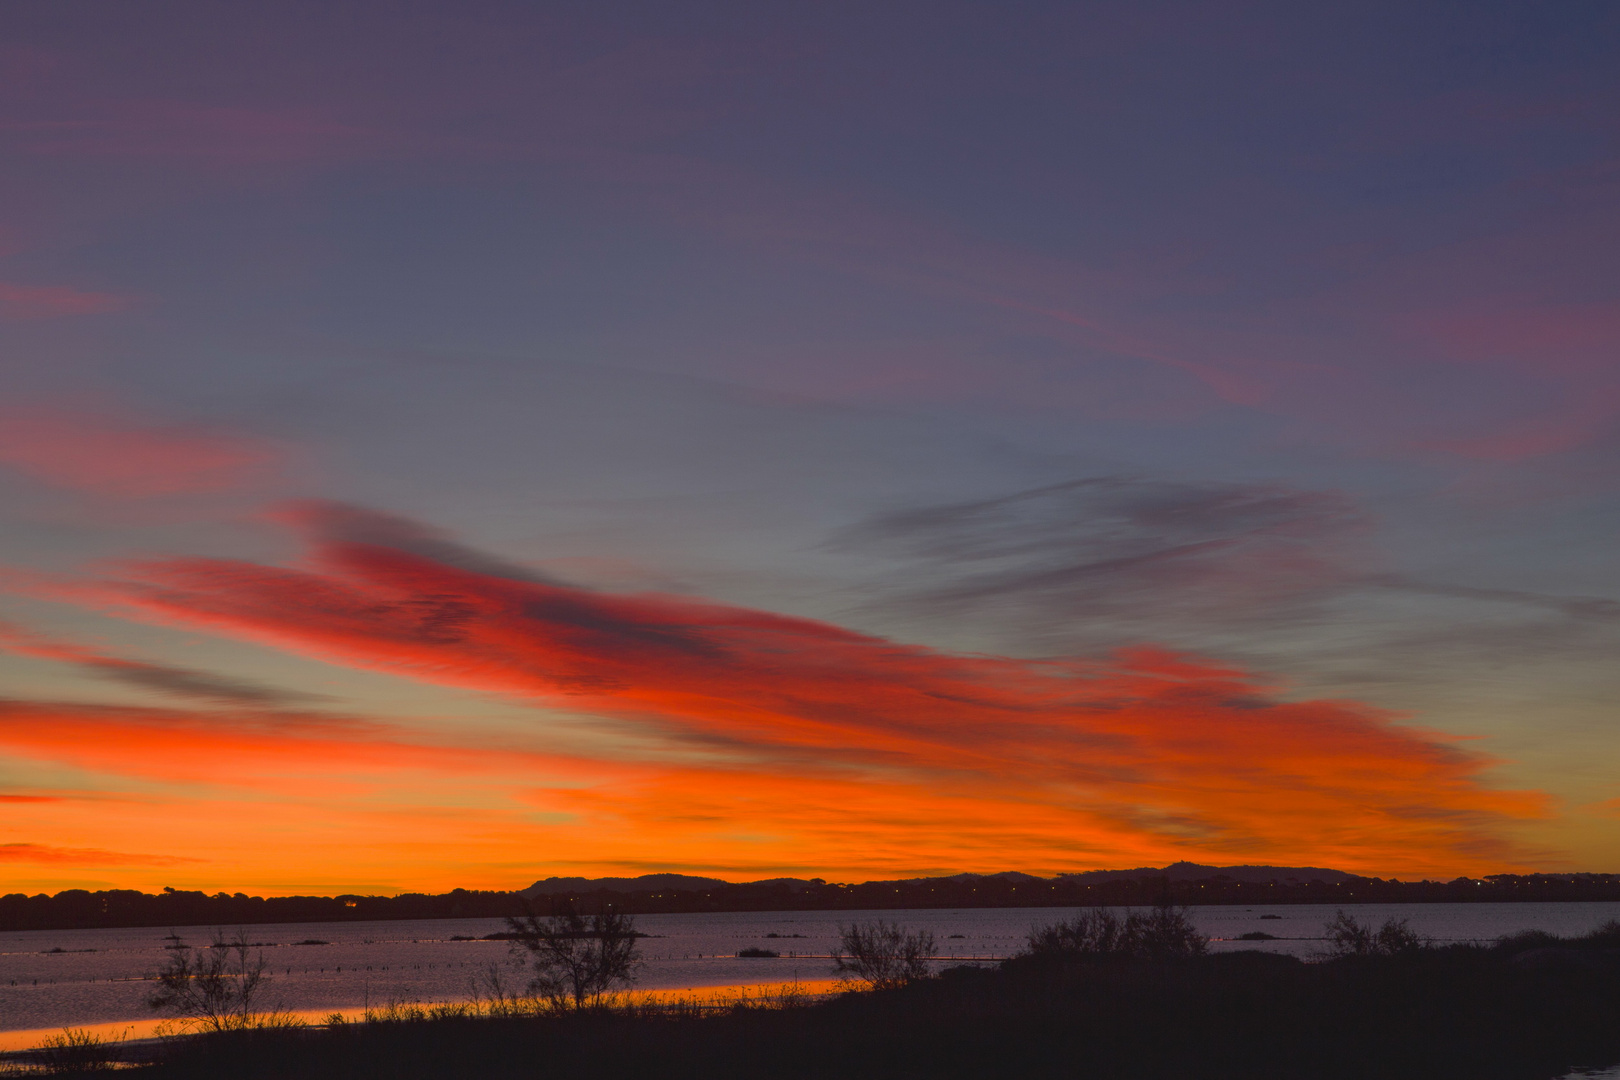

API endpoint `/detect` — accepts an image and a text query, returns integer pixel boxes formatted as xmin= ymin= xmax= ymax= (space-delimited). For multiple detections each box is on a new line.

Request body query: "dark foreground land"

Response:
xmin=27 ymin=931 xmax=1620 ymax=1080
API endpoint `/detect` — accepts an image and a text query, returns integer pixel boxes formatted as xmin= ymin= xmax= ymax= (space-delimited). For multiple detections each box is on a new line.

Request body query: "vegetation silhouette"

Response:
xmin=1321 ymin=908 xmax=1427 ymax=956
xmin=20 ymin=913 xmax=1620 ymax=1079
xmin=147 ymin=931 xmax=296 ymax=1033
xmin=834 ymin=920 xmax=938 ymax=990
xmin=501 ymin=903 xmax=642 ymax=1010
xmin=28 ymin=1027 xmax=125 ymax=1075
xmin=1025 ymin=902 xmax=1207 ymax=960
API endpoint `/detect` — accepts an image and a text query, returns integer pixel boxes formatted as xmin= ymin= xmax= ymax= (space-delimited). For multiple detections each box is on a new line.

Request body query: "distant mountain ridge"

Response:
xmin=1061 ymin=862 xmax=1359 ymax=885
xmin=522 ymin=863 xmax=1356 ymax=895
xmin=522 ymin=874 xmax=732 ymax=895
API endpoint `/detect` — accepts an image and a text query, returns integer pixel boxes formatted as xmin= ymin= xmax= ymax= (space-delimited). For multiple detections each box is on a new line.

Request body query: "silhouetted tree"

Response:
xmin=504 ymin=905 xmax=642 ymax=1010
xmin=149 ymin=931 xmax=283 ymax=1031
xmin=833 ymin=920 xmax=937 ymax=990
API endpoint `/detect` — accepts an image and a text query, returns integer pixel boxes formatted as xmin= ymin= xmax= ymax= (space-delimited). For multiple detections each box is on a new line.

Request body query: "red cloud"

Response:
xmin=0 ymin=281 xmax=129 ymax=319
xmin=0 ymin=410 xmax=278 ymax=497
xmin=40 ymin=501 xmax=1545 ymax=877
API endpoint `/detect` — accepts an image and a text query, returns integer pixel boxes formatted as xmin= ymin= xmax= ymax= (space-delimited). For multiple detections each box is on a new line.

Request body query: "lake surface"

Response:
xmin=5 ymin=901 xmax=1619 ymax=1044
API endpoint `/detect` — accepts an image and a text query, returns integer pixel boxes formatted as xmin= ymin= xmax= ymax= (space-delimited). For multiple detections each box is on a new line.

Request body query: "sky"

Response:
xmin=2 ymin=0 xmax=1618 ymax=896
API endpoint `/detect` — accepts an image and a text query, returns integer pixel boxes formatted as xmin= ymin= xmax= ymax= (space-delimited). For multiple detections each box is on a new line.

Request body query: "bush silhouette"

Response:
xmin=1026 ymin=903 xmax=1207 ymax=960
xmin=834 ymin=920 xmax=937 ymax=990
xmin=1322 ymin=909 xmax=1426 ymax=957
xmin=33 ymin=1027 xmax=123 ymax=1074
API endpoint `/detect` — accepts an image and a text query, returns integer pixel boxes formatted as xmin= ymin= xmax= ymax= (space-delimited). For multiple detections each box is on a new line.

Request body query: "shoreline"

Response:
xmin=13 ymin=891 xmax=1620 ymax=934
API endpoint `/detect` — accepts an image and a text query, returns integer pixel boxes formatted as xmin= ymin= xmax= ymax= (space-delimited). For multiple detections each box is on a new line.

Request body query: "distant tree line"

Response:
xmin=7 ymin=873 xmax=1620 ymax=931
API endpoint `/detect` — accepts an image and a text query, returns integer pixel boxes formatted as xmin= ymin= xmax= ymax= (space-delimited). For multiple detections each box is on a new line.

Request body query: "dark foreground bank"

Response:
xmin=20 ymin=933 xmax=1620 ymax=1080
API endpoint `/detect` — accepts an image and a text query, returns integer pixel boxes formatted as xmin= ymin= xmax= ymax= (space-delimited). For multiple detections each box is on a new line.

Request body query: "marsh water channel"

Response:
xmin=5 ymin=902 xmax=1620 ymax=1047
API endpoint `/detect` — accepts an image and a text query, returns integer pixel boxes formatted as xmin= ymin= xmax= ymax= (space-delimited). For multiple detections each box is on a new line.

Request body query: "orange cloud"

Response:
xmin=0 ymin=842 xmax=198 ymax=866
xmin=0 ymin=409 xmax=278 ymax=497
xmin=22 ymin=501 xmax=1545 ymax=884
xmin=0 ymin=697 xmax=605 ymax=794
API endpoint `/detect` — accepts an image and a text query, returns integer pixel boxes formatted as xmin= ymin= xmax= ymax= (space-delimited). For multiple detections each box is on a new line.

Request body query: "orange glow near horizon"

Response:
xmin=0 ymin=501 xmax=1551 ymax=895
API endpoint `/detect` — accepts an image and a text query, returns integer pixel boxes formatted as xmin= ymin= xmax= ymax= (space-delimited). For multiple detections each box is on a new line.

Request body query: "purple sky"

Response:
xmin=2 ymin=1 xmax=1618 ymax=894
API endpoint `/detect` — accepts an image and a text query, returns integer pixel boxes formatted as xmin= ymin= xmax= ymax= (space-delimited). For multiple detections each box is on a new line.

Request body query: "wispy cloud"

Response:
xmin=0 ymin=621 xmax=327 ymax=707
xmin=0 ymin=409 xmax=279 ymax=498
xmin=0 ymin=842 xmax=200 ymax=866
xmin=30 ymin=500 xmax=1547 ymax=876
xmin=832 ymin=477 xmax=1368 ymax=645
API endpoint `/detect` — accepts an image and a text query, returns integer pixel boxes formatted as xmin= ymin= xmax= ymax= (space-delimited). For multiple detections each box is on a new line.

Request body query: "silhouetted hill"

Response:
xmin=1062 ymin=862 xmax=1359 ymax=885
xmin=524 ymin=865 xmax=1352 ymax=896
xmin=522 ymin=874 xmax=735 ymax=895
xmin=9 ymin=868 xmax=1620 ymax=931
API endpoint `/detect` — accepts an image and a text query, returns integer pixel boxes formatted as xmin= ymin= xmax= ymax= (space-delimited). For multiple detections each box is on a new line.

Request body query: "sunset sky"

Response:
xmin=3 ymin=1 xmax=1619 ymax=895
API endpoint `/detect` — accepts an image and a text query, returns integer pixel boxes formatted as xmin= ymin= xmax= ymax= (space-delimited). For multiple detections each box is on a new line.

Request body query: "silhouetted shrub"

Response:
xmin=834 ymin=920 xmax=937 ymax=990
xmin=33 ymin=1027 xmax=123 ymax=1074
xmin=1026 ymin=903 xmax=1207 ymax=960
xmin=1322 ymin=909 xmax=1426 ymax=957
xmin=1492 ymin=919 xmax=1620 ymax=957
xmin=1583 ymin=920 xmax=1620 ymax=948
xmin=1027 ymin=907 xmax=1125 ymax=955
xmin=1493 ymin=929 xmax=1562 ymax=956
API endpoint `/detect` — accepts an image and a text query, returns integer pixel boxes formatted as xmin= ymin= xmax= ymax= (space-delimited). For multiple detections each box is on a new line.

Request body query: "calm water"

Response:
xmin=4 ymin=902 xmax=1619 ymax=1038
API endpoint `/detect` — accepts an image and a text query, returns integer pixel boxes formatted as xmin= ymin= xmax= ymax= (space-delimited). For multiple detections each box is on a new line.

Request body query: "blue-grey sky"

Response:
xmin=2 ymin=1 xmax=1618 ymax=893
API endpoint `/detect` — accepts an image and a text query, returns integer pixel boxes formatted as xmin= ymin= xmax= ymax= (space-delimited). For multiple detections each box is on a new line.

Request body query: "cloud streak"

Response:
xmin=0 ymin=409 xmax=278 ymax=497
xmin=30 ymin=500 xmax=1546 ymax=876
xmin=0 ymin=842 xmax=199 ymax=866
xmin=833 ymin=477 xmax=1368 ymax=641
xmin=0 ymin=621 xmax=328 ymax=707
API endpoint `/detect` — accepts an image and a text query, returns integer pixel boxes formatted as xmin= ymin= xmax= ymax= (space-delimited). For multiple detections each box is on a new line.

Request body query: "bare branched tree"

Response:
xmin=834 ymin=920 xmax=937 ymax=991
xmin=504 ymin=905 xmax=642 ymax=1010
xmin=148 ymin=931 xmax=284 ymax=1031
